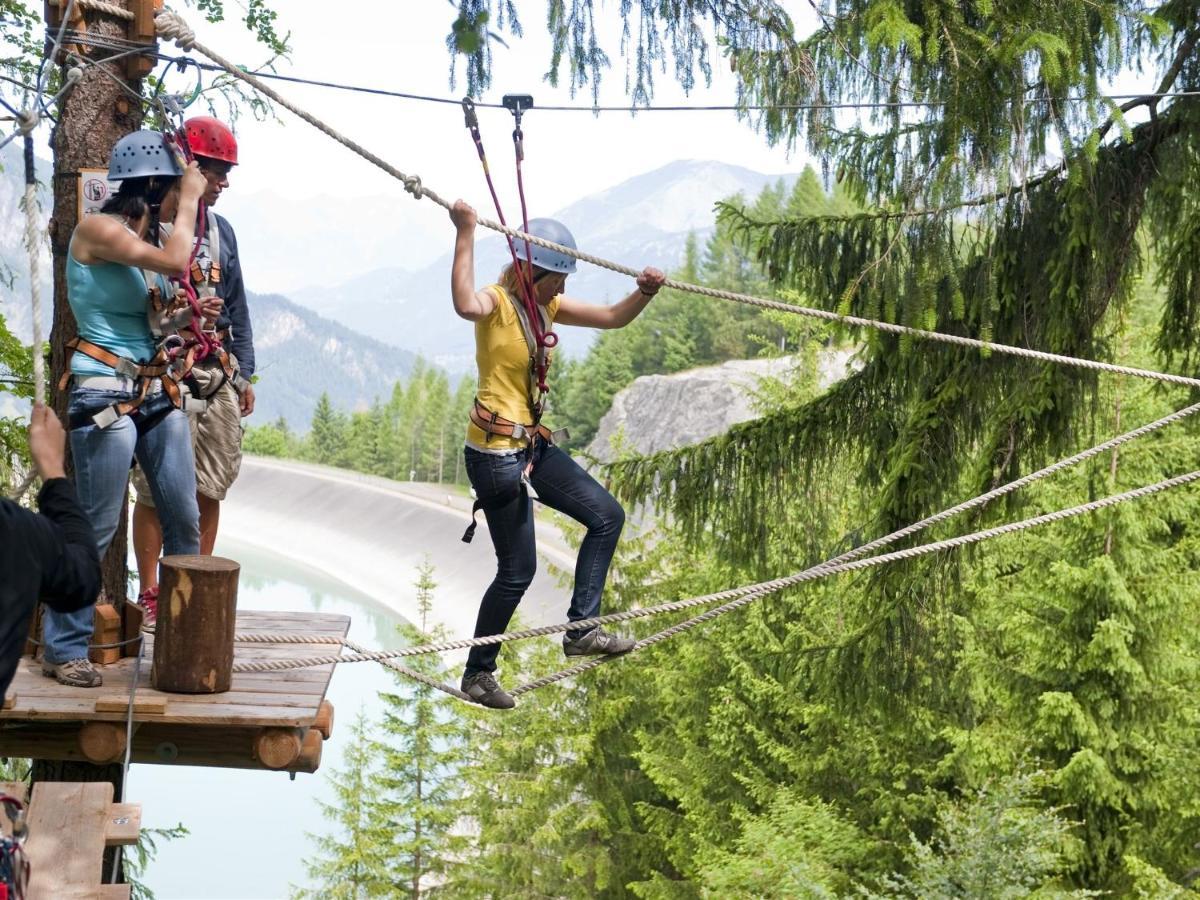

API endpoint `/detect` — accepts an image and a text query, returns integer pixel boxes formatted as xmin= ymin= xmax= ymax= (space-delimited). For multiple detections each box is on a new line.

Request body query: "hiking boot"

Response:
xmin=42 ymin=658 xmax=103 ymax=688
xmin=562 ymin=628 xmax=635 ymax=658
xmin=461 ymin=671 xmax=516 ymax=710
xmin=137 ymin=586 xmax=159 ymax=627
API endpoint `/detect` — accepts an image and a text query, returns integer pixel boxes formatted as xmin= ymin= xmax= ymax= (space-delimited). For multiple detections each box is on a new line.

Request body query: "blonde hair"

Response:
xmin=498 ymin=261 xmax=556 ymax=298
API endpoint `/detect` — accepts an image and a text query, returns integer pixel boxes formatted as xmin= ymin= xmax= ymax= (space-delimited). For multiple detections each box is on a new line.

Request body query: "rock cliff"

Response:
xmin=587 ymin=349 xmax=857 ymax=463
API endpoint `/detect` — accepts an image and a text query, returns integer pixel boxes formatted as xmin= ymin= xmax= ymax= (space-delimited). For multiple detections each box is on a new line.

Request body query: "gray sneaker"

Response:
xmin=563 ymin=628 xmax=635 ymax=658
xmin=42 ymin=658 xmax=103 ymax=688
xmin=461 ymin=671 xmax=516 ymax=709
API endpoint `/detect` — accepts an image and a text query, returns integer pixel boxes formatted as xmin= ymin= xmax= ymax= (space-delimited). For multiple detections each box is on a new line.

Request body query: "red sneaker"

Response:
xmin=137 ymin=586 xmax=159 ymax=627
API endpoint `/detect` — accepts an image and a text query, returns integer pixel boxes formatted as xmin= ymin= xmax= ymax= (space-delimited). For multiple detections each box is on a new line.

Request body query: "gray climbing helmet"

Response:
xmin=108 ymin=130 xmax=183 ymax=180
xmin=513 ymin=218 xmax=578 ymax=274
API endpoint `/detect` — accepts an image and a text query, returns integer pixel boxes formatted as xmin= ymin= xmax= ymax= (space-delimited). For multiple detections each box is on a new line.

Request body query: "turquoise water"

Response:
xmin=135 ymin=536 xmax=414 ymax=899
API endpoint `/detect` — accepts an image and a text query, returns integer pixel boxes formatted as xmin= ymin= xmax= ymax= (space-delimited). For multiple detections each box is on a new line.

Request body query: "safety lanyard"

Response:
xmin=156 ymin=96 xmax=218 ymax=364
xmin=462 ymin=95 xmax=559 ymax=407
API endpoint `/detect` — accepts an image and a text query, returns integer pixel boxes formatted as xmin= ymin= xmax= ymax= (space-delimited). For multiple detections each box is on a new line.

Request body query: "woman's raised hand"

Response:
xmin=636 ymin=266 xmax=666 ymax=297
xmin=450 ymin=199 xmax=478 ymax=232
xmin=181 ymin=161 xmax=207 ymax=200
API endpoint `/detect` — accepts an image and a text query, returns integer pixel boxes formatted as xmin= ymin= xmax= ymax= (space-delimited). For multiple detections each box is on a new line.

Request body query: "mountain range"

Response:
xmin=289 ymin=160 xmax=797 ymax=371
xmin=1 ymin=151 xmax=797 ymax=425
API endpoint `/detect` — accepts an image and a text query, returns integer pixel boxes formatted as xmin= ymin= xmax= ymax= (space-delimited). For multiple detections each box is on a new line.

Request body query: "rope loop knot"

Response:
xmin=15 ymin=110 xmax=38 ymax=135
xmin=403 ymin=175 xmax=423 ymax=199
xmin=155 ymin=10 xmax=196 ymax=51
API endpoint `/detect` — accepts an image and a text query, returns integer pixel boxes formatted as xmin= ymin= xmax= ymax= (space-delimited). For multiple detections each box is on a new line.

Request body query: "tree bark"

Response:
xmin=151 ymin=555 xmax=239 ymax=693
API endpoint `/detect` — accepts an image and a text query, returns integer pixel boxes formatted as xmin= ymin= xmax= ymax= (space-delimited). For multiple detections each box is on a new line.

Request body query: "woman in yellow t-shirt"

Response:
xmin=450 ymin=199 xmax=665 ymax=709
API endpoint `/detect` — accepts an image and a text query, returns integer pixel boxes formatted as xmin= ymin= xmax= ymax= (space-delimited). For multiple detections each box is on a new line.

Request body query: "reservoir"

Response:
xmin=136 ymin=457 xmax=569 ymax=898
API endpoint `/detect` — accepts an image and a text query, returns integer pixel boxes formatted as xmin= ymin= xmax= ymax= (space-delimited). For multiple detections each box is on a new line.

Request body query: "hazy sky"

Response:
xmin=173 ymin=1 xmax=821 ymax=215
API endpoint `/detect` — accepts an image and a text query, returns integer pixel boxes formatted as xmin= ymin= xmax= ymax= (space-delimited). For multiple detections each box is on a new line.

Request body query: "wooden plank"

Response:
xmin=95 ymin=694 xmax=167 ymax=715
xmin=3 ymin=692 xmax=15 ymax=709
xmin=26 ymin=781 xmax=111 ymax=898
xmin=104 ymin=803 xmax=141 ymax=846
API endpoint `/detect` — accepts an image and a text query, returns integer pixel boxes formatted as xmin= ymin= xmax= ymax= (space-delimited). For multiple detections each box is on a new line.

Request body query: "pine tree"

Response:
xmin=307 ymin=393 xmax=348 ymax=468
xmin=295 ymin=711 xmax=391 ymax=899
xmin=375 ymin=562 xmax=470 ymax=897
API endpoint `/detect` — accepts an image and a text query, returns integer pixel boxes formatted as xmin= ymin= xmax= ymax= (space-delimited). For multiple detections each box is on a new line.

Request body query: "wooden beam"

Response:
xmin=313 ymin=699 xmax=334 ymax=740
xmin=89 ymin=604 xmax=122 ymax=666
xmin=104 ymin=802 xmax=141 ymax=847
xmin=120 ymin=599 xmax=144 ymax=659
xmin=253 ymin=727 xmax=302 ymax=770
xmin=294 ymin=728 xmax=323 ymax=775
xmin=78 ymin=721 xmax=129 ymax=765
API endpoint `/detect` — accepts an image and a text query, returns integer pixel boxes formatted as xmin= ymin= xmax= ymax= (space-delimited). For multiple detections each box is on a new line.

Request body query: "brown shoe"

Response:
xmin=42 ymin=658 xmax=103 ymax=688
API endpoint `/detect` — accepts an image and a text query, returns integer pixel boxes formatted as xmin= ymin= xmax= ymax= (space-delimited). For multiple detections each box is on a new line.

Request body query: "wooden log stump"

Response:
xmin=151 ymin=555 xmax=239 ymax=694
xmin=253 ymin=727 xmax=302 ymax=770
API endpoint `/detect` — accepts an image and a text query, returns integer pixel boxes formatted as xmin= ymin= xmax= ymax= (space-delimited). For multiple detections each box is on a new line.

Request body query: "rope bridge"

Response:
xmin=8 ymin=9 xmax=1200 ymax=706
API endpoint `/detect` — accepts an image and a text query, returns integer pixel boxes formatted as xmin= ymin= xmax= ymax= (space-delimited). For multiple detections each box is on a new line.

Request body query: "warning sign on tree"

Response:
xmin=78 ymin=168 xmax=118 ymax=219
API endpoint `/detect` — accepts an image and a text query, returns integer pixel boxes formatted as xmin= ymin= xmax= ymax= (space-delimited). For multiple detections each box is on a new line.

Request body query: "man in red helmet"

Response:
xmin=131 ymin=116 xmax=257 ymax=615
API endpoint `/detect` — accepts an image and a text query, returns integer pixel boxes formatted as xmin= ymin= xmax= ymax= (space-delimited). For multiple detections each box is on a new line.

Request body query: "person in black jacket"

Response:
xmin=0 ymin=404 xmax=101 ymax=698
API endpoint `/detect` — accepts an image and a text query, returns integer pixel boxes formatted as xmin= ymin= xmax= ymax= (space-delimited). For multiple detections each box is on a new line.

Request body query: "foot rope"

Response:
xmin=226 ymin=399 xmax=1200 ymax=703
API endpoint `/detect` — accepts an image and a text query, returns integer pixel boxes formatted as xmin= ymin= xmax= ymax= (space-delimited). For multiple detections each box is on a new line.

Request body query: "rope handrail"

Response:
xmin=231 ymin=464 xmax=1200 ymax=701
xmin=152 ymin=10 xmax=1200 ymax=392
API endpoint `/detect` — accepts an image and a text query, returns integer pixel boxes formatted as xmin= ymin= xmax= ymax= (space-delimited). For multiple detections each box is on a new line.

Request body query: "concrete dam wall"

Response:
xmin=221 ymin=456 xmax=573 ymax=637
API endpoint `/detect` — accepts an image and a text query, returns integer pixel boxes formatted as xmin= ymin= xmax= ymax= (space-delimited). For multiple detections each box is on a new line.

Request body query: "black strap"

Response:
xmin=462 ymin=484 xmax=525 ymax=543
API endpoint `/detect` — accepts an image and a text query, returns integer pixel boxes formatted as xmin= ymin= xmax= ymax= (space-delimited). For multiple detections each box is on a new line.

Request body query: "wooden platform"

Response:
xmin=0 ymin=611 xmax=347 ymax=773
xmin=0 ymin=780 xmax=141 ymax=899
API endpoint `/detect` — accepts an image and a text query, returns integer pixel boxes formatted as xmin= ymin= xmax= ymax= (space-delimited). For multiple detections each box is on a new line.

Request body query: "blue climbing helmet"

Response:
xmin=108 ymin=130 xmax=183 ymax=180
xmin=513 ymin=218 xmax=578 ymax=275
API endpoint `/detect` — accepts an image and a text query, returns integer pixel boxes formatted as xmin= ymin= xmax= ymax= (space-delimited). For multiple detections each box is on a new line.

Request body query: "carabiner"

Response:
xmin=461 ymin=96 xmax=479 ymax=131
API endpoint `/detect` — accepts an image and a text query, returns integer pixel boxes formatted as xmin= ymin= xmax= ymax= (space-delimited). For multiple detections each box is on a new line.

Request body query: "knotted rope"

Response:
xmin=152 ymin=9 xmax=1200 ymax=391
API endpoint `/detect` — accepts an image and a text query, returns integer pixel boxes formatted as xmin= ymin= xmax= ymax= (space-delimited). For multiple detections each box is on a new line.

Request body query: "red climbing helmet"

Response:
xmin=183 ymin=116 xmax=238 ymax=165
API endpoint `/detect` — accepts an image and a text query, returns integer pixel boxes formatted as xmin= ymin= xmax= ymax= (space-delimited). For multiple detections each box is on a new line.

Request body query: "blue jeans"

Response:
xmin=464 ymin=443 xmax=625 ymax=676
xmin=42 ymin=387 xmax=200 ymax=664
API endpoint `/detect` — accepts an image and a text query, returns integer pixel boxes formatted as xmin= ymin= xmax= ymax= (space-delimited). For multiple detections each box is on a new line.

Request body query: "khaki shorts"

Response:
xmin=133 ymin=365 xmax=243 ymax=505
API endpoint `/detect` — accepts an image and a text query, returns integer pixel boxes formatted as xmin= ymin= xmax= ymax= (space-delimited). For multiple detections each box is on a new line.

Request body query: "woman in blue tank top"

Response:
xmin=41 ymin=131 xmax=210 ymax=688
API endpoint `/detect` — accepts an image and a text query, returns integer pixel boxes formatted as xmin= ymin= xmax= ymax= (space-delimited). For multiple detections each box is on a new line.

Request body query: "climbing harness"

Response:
xmin=153 ymin=216 xmax=249 ymax=401
xmin=0 ymin=794 xmax=29 ymax=900
xmin=460 ymin=399 xmax=569 ymax=543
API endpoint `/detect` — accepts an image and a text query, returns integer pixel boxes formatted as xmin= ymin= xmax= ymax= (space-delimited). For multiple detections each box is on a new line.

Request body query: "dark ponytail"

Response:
xmin=99 ymin=175 xmax=177 ymax=241
xmin=100 ymin=175 xmax=175 ymax=215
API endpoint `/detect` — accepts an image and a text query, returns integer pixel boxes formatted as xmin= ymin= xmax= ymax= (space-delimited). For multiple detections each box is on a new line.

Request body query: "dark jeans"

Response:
xmin=464 ymin=443 xmax=625 ymax=676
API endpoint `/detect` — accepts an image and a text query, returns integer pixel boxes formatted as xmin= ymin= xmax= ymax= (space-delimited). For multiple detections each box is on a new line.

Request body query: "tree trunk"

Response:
xmin=49 ymin=3 xmax=146 ymax=605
